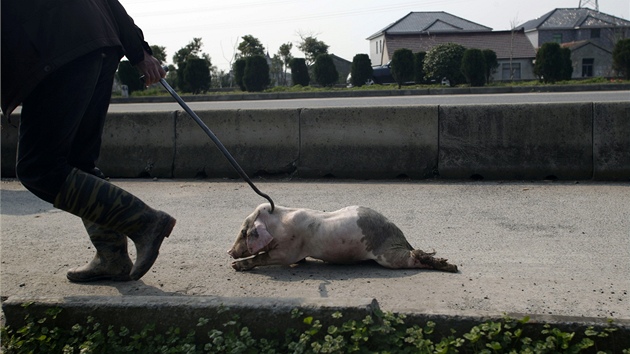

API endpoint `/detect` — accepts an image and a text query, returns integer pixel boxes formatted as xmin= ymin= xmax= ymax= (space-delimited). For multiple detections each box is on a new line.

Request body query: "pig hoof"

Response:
xmin=231 ymin=262 xmax=245 ymax=271
xmin=412 ymin=249 xmax=459 ymax=273
xmin=231 ymin=261 xmax=255 ymax=271
xmin=435 ymin=262 xmax=458 ymax=273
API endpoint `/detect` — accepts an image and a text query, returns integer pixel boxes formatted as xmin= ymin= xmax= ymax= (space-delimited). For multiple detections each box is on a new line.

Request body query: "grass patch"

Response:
xmin=110 ymin=78 xmax=629 ymax=98
xmin=2 ymin=306 xmax=628 ymax=353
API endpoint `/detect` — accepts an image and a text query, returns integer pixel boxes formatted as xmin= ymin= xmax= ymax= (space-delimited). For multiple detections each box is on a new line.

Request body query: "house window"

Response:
xmin=501 ymin=63 xmax=521 ymax=80
xmin=552 ymin=34 xmax=563 ymax=43
xmin=591 ymin=29 xmax=600 ymax=38
xmin=376 ymin=41 xmax=379 ymax=54
xmin=582 ymin=58 xmax=594 ymax=77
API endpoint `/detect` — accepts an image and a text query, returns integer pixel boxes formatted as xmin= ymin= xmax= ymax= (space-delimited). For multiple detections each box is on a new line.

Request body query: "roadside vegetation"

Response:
xmin=115 ymin=34 xmax=630 ymax=97
xmin=118 ymin=76 xmax=629 ymax=99
xmin=2 ymin=307 xmax=628 ymax=353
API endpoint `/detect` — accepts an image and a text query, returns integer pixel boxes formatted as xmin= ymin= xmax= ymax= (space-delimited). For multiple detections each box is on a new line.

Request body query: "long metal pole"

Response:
xmin=158 ymin=77 xmax=275 ymax=212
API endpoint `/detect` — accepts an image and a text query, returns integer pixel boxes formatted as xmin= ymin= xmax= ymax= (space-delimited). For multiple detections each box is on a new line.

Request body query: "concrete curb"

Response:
xmin=1 ymin=296 xmax=378 ymax=340
xmin=2 ymin=296 xmax=629 ymax=350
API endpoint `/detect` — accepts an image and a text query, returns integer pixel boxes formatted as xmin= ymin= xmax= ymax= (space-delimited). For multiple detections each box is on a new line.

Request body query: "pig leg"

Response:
xmin=374 ymin=249 xmax=458 ymax=273
xmin=232 ymin=250 xmax=305 ymax=271
xmin=232 ymin=254 xmax=271 ymax=271
xmin=411 ymin=249 xmax=458 ymax=272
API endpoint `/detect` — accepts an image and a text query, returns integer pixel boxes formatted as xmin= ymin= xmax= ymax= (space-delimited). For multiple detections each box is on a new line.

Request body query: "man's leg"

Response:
xmin=18 ymin=49 xmax=175 ymax=281
xmin=67 ymin=48 xmax=120 ymax=174
xmin=17 ymin=49 xmax=108 ymax=203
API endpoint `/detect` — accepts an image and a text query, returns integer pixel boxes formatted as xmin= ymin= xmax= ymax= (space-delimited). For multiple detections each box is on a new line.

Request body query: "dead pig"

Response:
xmin=227 ymin=203 xmax=458 ymax=273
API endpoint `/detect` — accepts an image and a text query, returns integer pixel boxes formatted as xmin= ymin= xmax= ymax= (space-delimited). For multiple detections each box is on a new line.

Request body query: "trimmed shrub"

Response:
xmin=183 ymin=58 xmax=210 ymax=94
xmin=461 ymin=48 xmax=487 ymax=87
xmin=289 ymin=58 xmax=310 ymax=86
xmin=350 ymin=54 xmax=373 ymax=87
xmin=313 ymin=54 xmax=339 ymax=87
xmin=613 ymin=38 xmax=630 ymax=79
xmin=232 ymin=58 xmax=246 ymax=91
xmin=559 ymin=47 xmax=573 ymax=81
xmin=534 ymin=42 xmax=567 ymax=83
xmin=414 ymin=51 xmax=427 ymax=84
xmin=424 ymin=42 xmax=467 ymax=86
xmin=390 ymin=48 xmax=414 ymax=88
xmin=243 ymin=55 xmax=270 ymax=92
xmin=482 ymin=49 xmax=499 ymax=83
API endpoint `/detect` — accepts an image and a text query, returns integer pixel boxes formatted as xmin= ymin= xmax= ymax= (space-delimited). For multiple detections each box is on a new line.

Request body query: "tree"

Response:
xmin=173 ymin=38 xmax=211 ymax=92
xmin=117 ymin=60 xmax=144 ymax=94
xmin=313 ymin=54 xmax=338 ymax=87
xmin=237 ymin=35 xmax=265 ymax=58
xmin=461 ymin=48 xmax=486 ymax=87
xmin=183 ymin=58 xmax=210 ymax=94
xmin=390 ymin=48 xmax=414 ymax=88
xmin=173 ymin=38 xmax=208 ymax=66
xmin=150 ymin=45 xmax=167 ymax=64
xmin=423 ymin=42 xmax=466 ymax=86
xmin=534 ymin=42 xmax=564 ymax=83
xmin=613 ymin=38 xmax=630 ymax=79
xmin=289 ymin=58 xmax=309 ymax=86
xmin=233 ymin=58 xmax=247 ymax=91
xmin=413 ymin=51 xmax=427 ymax=84
xmin=350 ymin=54 xmax=373 ymax=87
xmin=278 ymin=43 xmax=293 ymax=86
xmin=482 ymin=49 xmax=499 ymax=84
xmin=298 ymin=35 xmax=329 ymax=65
xmin=243 ymin=55 xmax=270 ymax=92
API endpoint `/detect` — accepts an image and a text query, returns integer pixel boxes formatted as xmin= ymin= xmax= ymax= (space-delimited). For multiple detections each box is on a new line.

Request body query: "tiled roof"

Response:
xmin=561 ymin=40 xmax=612 ymax=53
xmin=385 ymin=29 xmax=536 ymax=60
xmin=368 ymin=11 xmax=492 ymax=39
xmin=519 ymin=8 xmax=630 ymax=31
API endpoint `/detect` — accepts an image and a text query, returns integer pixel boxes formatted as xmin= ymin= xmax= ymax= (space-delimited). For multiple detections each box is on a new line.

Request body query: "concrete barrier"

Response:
xmin=99 ymin=112 xmax=176 ymax=178
xmin=299 ymin=106 xmax=438 ymax=179
xmin=173 ymin=109 xmax=299 ymax=178
xmin=593 ymin=102 xmax=630 ymax=181
xmin=438 ymin=103 xmax=594 ymax=180
xmin=2 ymin=102 xmax=629 ymax=181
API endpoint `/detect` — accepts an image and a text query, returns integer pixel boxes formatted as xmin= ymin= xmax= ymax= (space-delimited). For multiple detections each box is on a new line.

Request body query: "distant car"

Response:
xmin=371 ymin=63 xmax=395 ymax=84
xmin=346 ymin=62 xmax=394 ymax=87
xmin=347 ymin=62 xmax=449 ymax=86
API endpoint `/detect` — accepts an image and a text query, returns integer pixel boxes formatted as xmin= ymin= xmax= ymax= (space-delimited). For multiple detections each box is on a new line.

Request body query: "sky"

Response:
xmin=121 ymin=0 xmax=630 ymax=71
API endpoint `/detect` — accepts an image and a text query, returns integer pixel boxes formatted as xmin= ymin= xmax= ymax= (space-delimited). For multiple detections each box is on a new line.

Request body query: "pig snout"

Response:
xmin=227 ymin=246 xmax=245 ymax=259
xmin=227 ymin=240 xmax=251 ymax=259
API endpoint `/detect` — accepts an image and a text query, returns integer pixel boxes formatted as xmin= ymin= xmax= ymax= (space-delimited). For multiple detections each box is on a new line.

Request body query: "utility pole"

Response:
xmin=578 ymin=0 xmax=599 ymax=11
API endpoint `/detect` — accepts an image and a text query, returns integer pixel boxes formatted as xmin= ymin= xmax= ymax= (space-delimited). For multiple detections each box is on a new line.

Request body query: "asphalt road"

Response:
xmin=105 ymin=90 xmax=629 ymax=112
xmin=1 ymin=178 xmax=628 ymax=319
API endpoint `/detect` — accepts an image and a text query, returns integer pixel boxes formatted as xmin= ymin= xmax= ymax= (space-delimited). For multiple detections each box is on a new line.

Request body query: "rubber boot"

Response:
xmin=67 ymin=220 xmax=133 ymax=282
xmin=54 ymin=168 xmax=176 ymax=280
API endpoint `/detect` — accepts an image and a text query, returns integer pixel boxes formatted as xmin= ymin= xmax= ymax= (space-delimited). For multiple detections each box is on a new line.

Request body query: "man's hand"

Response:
xmin=135 ymin=51 xmax=166 ymax=86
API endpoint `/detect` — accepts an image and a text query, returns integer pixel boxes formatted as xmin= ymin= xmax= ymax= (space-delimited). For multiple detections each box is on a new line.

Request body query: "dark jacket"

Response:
xmin=1 ymin=0 xmax=151 ymax=117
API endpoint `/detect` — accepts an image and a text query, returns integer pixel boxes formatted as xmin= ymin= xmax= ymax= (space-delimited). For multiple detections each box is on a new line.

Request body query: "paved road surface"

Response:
xmin=104 ymin=91 xmax=629 ymax=112
xmin=1 ymin=179 xmax=628 ymax=319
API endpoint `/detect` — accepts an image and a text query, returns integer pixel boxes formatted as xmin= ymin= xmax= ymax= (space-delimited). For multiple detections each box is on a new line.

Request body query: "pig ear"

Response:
xmin=247 ymin=219 xmax=273 ymax=254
